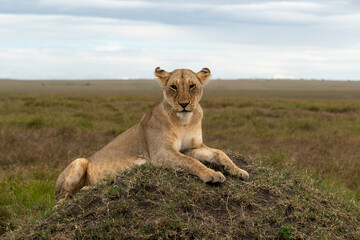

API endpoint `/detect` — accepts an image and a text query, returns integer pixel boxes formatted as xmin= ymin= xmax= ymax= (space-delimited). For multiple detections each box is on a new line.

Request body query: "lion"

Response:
xmin=55 ymin=67 xmax=249 ymax=202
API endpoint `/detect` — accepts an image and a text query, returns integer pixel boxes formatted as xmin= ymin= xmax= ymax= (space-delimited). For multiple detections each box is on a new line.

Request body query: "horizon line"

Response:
xmin=1 ymin=78 xmax=359 ymax=82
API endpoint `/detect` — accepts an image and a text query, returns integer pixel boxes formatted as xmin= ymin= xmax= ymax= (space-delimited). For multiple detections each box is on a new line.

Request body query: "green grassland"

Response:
xmin=1 ymin=79 xmax=360 ymax=237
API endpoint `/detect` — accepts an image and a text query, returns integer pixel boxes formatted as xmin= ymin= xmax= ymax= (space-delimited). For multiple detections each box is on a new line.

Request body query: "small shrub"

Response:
xmin=279 ymin=226 xmax=295 ymax=240
xmin=26 ymin=117 xmax=44 ymax=129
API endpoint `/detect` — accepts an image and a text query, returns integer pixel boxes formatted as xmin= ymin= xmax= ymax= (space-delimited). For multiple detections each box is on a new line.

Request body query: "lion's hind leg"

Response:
xmin=55 ymin=158 xmax=88 ymax=202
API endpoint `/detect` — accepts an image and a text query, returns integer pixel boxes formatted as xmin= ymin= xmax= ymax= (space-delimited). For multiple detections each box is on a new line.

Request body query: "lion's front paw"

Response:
xmin=200 ymin=171 xmax=226 ymax=183
xmin=80 ymin=186 xmax=91 ymax=192
xmin=229 ymin=167 xmax=249 ymax=180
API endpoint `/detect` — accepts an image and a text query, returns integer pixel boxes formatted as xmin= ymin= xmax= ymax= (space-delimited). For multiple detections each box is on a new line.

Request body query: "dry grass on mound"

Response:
xmin=7 ymin=152 xmax=360 ymax=240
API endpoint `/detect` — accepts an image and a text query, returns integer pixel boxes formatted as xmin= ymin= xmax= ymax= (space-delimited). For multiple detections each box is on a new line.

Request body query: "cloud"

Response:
xmin=0 ymin=14 xmax=194 ymax=42
xmin=1 ymin=43 xmax=359 ymax=80
xmin=219 ymin=2 xmax=324 ymax=12
xmin=94 ymin=43 xmax=125 ymax=52
xmin=31 ymin=0 xmax=359 ymax=27
xmin=38 ymin=0 xmax=154 ymax=9
xmin=0 ymin=1 xmax=360 ymax=79
xmin=38 ymin=0 xmax=209 ymax=11
xmin=273 ymin=74 xmax=294 ymax=80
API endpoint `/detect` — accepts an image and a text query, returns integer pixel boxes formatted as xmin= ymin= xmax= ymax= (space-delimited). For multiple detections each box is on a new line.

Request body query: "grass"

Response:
xmin=2 ymin=79 xmax=360 ymax=98
xmin=5 ymin=153 xmax=360 ymax=239
xmin=1 ymin=80 xmax=360 ymax=237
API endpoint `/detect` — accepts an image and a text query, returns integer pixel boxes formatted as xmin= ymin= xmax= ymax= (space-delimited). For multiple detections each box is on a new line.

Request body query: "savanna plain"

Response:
xmin=1 ymin=79 xmax=360 ymax=238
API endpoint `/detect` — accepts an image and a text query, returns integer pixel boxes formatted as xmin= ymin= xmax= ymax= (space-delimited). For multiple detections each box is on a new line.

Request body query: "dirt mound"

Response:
xmin=6 ymin=152 xmax=360 ymax=239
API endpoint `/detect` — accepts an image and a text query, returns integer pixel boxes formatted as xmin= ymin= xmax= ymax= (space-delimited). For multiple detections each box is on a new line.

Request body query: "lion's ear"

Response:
xmin=196 ymin=68 xmax=211 ymax=85
xmin=154 ymin=67 xmax=170 ymax=87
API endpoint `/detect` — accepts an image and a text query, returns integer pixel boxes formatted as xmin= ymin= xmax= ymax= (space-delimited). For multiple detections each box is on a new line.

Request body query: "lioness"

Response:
xmin=55 ymin=67 xmax=249 ymax=202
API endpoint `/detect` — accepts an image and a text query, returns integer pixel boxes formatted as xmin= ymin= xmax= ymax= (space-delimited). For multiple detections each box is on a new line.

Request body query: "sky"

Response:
xmin=0 ymin=0 xmax=360 ymax=80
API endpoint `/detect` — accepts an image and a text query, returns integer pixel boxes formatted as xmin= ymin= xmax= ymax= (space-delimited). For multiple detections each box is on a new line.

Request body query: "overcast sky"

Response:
xmin=1 ymin=0 xmax=360 ymax=80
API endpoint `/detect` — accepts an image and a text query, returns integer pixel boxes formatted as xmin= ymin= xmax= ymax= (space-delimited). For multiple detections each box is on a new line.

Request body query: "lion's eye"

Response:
xmin=189 ymin=84 xmax=196 ymax=89
xmin=170 ymin=85 xmax=177 ymax=90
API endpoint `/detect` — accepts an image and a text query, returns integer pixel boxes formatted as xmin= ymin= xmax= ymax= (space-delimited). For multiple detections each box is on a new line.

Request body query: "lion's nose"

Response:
xmin=179 ymin=102 xmax=190 ymax=108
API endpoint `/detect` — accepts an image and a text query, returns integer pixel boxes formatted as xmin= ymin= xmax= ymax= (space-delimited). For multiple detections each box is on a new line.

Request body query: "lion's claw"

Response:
xmin=201 ymin=171 xmax=226 ymax=183
xmin=230 ymin=167 xmax=249 ymax=180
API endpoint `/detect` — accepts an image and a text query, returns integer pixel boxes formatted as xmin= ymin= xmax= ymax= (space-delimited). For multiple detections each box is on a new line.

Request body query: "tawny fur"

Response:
xmin=55 ymin=67 xmax=249 ymax=202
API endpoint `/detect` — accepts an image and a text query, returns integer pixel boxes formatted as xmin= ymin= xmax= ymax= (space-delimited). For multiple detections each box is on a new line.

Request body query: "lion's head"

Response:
xmin=155 ymin=67 xmax=211 ymax=113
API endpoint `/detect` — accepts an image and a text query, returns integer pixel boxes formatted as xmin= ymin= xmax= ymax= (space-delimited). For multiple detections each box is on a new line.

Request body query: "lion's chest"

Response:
xmin=175 ymin=127 xmax=202 ymax=152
